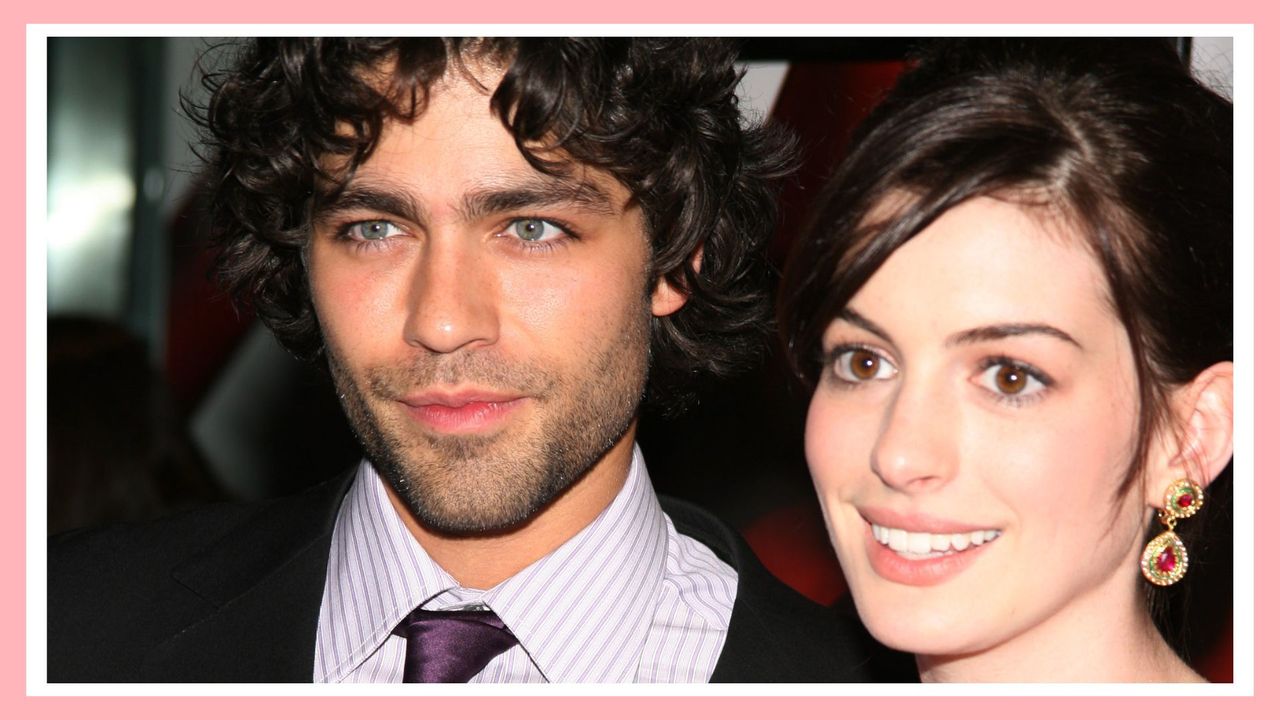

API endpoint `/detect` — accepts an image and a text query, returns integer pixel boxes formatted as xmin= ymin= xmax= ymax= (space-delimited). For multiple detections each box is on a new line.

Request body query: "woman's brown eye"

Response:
xmin=977 ymin=360 xmax=1049 ymax=405
xmin=994 ymin=364 xmax=1028 ymax=394
xmin=829 ymin=347 xmax=896 ymax=384
xmin=850 ymin=349 xmax=881 ymax=379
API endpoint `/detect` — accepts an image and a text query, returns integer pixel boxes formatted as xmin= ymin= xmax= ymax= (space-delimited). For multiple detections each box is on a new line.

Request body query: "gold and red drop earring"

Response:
xmin=1141 ymin=478 xmax=1204 ymax=586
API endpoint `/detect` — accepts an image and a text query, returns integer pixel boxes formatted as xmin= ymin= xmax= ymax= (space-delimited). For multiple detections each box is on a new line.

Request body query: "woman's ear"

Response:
xmin=1146 ymin=361 xmax=1233 ymax=505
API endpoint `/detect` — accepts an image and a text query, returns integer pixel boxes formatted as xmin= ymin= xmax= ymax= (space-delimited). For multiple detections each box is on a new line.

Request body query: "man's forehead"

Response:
xmin=455 ymin=171 xmax=620 ymax=213
xmin=328 ymin=51 xmax=506 ymax=152
xmin=355 ymin=41 xmax=509 ymax=105
xmin=320 ymin=57 xmax=633 ymax=213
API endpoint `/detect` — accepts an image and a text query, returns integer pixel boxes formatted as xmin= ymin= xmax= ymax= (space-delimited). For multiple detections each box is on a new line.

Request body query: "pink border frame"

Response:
xmin=15 ymin=3 xmax=1270 ymax=717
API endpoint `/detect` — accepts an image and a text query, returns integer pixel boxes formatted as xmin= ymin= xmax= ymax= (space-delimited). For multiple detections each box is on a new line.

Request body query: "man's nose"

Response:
xmin=402 ymin=236 xmax=499 ymax=354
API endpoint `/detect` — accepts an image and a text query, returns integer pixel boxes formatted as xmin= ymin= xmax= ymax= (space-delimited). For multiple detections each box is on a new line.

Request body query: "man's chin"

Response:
xmin=370 ymin=431 xmax=575 ymax=536
xmin=383 ymin=468 xmax=567 ymax=538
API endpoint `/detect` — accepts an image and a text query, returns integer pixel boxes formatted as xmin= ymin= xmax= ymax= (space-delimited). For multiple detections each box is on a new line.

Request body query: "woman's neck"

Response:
xmin=916 ymin=565 xmax=1205 ymax=683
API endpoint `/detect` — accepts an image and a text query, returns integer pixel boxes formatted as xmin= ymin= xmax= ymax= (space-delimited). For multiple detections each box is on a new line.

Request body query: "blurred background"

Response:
xmin=43 ymin=36 xmax=1236 ymax=681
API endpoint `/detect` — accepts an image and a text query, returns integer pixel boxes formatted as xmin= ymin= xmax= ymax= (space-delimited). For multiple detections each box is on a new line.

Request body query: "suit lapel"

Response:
xmin=142 ymin=472 xmax=354 ymax=682
xmin=657 ymin=496 xmax=766 ymax=681
xmin=660 ymin=494 xmax=871 ymax=683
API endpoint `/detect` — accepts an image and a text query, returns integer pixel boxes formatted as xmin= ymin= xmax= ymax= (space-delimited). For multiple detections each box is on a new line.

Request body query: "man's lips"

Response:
xmin=397 ymin=390 xmax=528 ymax=433
xmin=399 ymin=389 xmax=524 ymax=408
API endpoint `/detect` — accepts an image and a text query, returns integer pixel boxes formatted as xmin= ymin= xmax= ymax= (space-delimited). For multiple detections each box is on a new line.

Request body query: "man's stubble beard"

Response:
xmin=327 ymin=305 xmax=651 ymax=537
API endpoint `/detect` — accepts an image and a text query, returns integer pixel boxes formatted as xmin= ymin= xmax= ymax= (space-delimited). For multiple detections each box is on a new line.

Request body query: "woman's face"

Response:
xmin=806 ymin=196 xmax=1152 ymax=660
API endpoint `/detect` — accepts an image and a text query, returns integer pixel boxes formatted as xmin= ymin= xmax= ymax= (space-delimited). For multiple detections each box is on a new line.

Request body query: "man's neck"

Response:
xmin=383 ymin=424 xmax=637 ymax=589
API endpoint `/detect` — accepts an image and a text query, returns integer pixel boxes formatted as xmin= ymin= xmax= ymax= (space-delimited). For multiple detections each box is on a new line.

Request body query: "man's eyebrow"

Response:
xmin=313 ymin=185 xmax=425 ymax=225
xmin=836 ymin=308 xmax=895 ymax=345
xmin=312 ymin=175 xmax=618 ymax=226
xmin=947 ymin=323 xmax=1084 ymax=349
xmin=456 ymin=175 xmax=617 ymax=222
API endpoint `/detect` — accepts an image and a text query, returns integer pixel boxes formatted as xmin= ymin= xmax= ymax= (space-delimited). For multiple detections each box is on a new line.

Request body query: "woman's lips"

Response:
xmin=859 ymin=513 xmax=1003 ymax=587
xmin=871 ymin=523 xmax=1001 ymax=555
xmin=398 ymin=391 xmax=528 ymax=434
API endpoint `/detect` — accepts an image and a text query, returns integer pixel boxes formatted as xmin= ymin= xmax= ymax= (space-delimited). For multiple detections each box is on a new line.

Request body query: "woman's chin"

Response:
xmin=847 ymin=567 xmax=996 ymax=659
xmin=859 ymin=609 xmax=977 ymax=658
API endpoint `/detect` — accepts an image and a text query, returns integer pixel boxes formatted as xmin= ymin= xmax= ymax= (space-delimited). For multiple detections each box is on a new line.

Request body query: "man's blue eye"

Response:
xmin=505 ymin=219 xmax=567 ymax=243
xmin=342 ymin=220 xmax=405 ymax=242
xmin=354 ymin=220 xmax=395 ymax=240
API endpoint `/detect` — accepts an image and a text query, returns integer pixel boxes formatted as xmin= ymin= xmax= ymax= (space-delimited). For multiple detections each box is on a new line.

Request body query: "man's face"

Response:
xmin=307 ymin=65 xmax=685 ymax=536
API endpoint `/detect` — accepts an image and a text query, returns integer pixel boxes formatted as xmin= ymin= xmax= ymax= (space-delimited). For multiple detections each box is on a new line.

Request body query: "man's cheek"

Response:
xmin=498 ymin=273 xmax=591 ymax=332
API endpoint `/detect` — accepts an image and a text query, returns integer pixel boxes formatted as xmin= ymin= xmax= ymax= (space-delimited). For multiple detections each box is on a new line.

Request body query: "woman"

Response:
xmin=777 ymin=39 xmax=1234 ymax=682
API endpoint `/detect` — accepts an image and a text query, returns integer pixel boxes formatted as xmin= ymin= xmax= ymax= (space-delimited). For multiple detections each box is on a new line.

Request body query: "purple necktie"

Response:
xmin=393 ymin=608 xmax=519 ymax=683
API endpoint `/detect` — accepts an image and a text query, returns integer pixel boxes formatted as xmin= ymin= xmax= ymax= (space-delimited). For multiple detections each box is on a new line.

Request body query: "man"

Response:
xmin=48 ymin=38 xmax=871 ymax=683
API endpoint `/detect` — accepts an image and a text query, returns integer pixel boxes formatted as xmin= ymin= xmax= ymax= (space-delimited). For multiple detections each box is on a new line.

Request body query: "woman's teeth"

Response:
xmin=871 ymin=524 xmax=1001 ymax=558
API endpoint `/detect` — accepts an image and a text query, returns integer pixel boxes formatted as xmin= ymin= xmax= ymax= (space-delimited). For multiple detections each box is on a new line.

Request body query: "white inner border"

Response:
xmin=27 ymin=23 xmax=1255 ymax=698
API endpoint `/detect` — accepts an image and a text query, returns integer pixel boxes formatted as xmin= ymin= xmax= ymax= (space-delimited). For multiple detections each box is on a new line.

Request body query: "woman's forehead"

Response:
xmin=847 ymin=196 xmax=1116 ymax=341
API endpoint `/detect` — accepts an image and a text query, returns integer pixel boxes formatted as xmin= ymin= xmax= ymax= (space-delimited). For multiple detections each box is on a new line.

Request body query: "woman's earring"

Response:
xmin=1141 ymin=479 xmax=1205 ymax=586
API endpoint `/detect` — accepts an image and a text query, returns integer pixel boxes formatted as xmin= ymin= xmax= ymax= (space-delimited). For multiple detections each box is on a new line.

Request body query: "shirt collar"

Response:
xmin=482 ymin=445 xmax=668 ymax=682
xmin=328 ymin=445 xmax=668 ymax=683
xmin=317 ymin=460 xmax=457 ymax=681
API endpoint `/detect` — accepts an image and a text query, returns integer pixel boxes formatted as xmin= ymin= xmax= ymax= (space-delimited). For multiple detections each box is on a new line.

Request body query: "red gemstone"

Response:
xmin=1177 ymin=493 xmax=1194 ymax=508
xmin=1156 ymin=546 xmax=1178 ymax=573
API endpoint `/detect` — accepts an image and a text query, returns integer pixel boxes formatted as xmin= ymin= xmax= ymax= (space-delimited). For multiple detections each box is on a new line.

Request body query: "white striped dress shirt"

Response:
xmin=313 ymin=445 xmax=737 ymax=683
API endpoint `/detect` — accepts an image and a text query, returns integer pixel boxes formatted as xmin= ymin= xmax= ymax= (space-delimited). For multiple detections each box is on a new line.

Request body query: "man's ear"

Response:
xmin=1145 ymin=361 xmax=1234 ymax=505
xmin=650 ymin=247 xmax=702 ymax=318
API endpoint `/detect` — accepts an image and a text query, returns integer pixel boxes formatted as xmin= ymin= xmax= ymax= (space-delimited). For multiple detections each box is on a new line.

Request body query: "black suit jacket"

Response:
xmin=48 ymin=470 xmax=872 ymax=682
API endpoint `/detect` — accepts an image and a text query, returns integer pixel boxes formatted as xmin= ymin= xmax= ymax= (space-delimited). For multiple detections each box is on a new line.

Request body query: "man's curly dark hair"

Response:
xmin=190 ymin=37 xmax=794 ymax=409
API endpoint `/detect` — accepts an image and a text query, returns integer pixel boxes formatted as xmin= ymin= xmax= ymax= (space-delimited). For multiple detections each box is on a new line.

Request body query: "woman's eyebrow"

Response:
xmin=835 ymin=310 xmax=1084 ymax=350
xmin=947 ymin=323 xmax=1083 ymax=349
xmin=836 ymin=308 xmax=895 ymax=345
